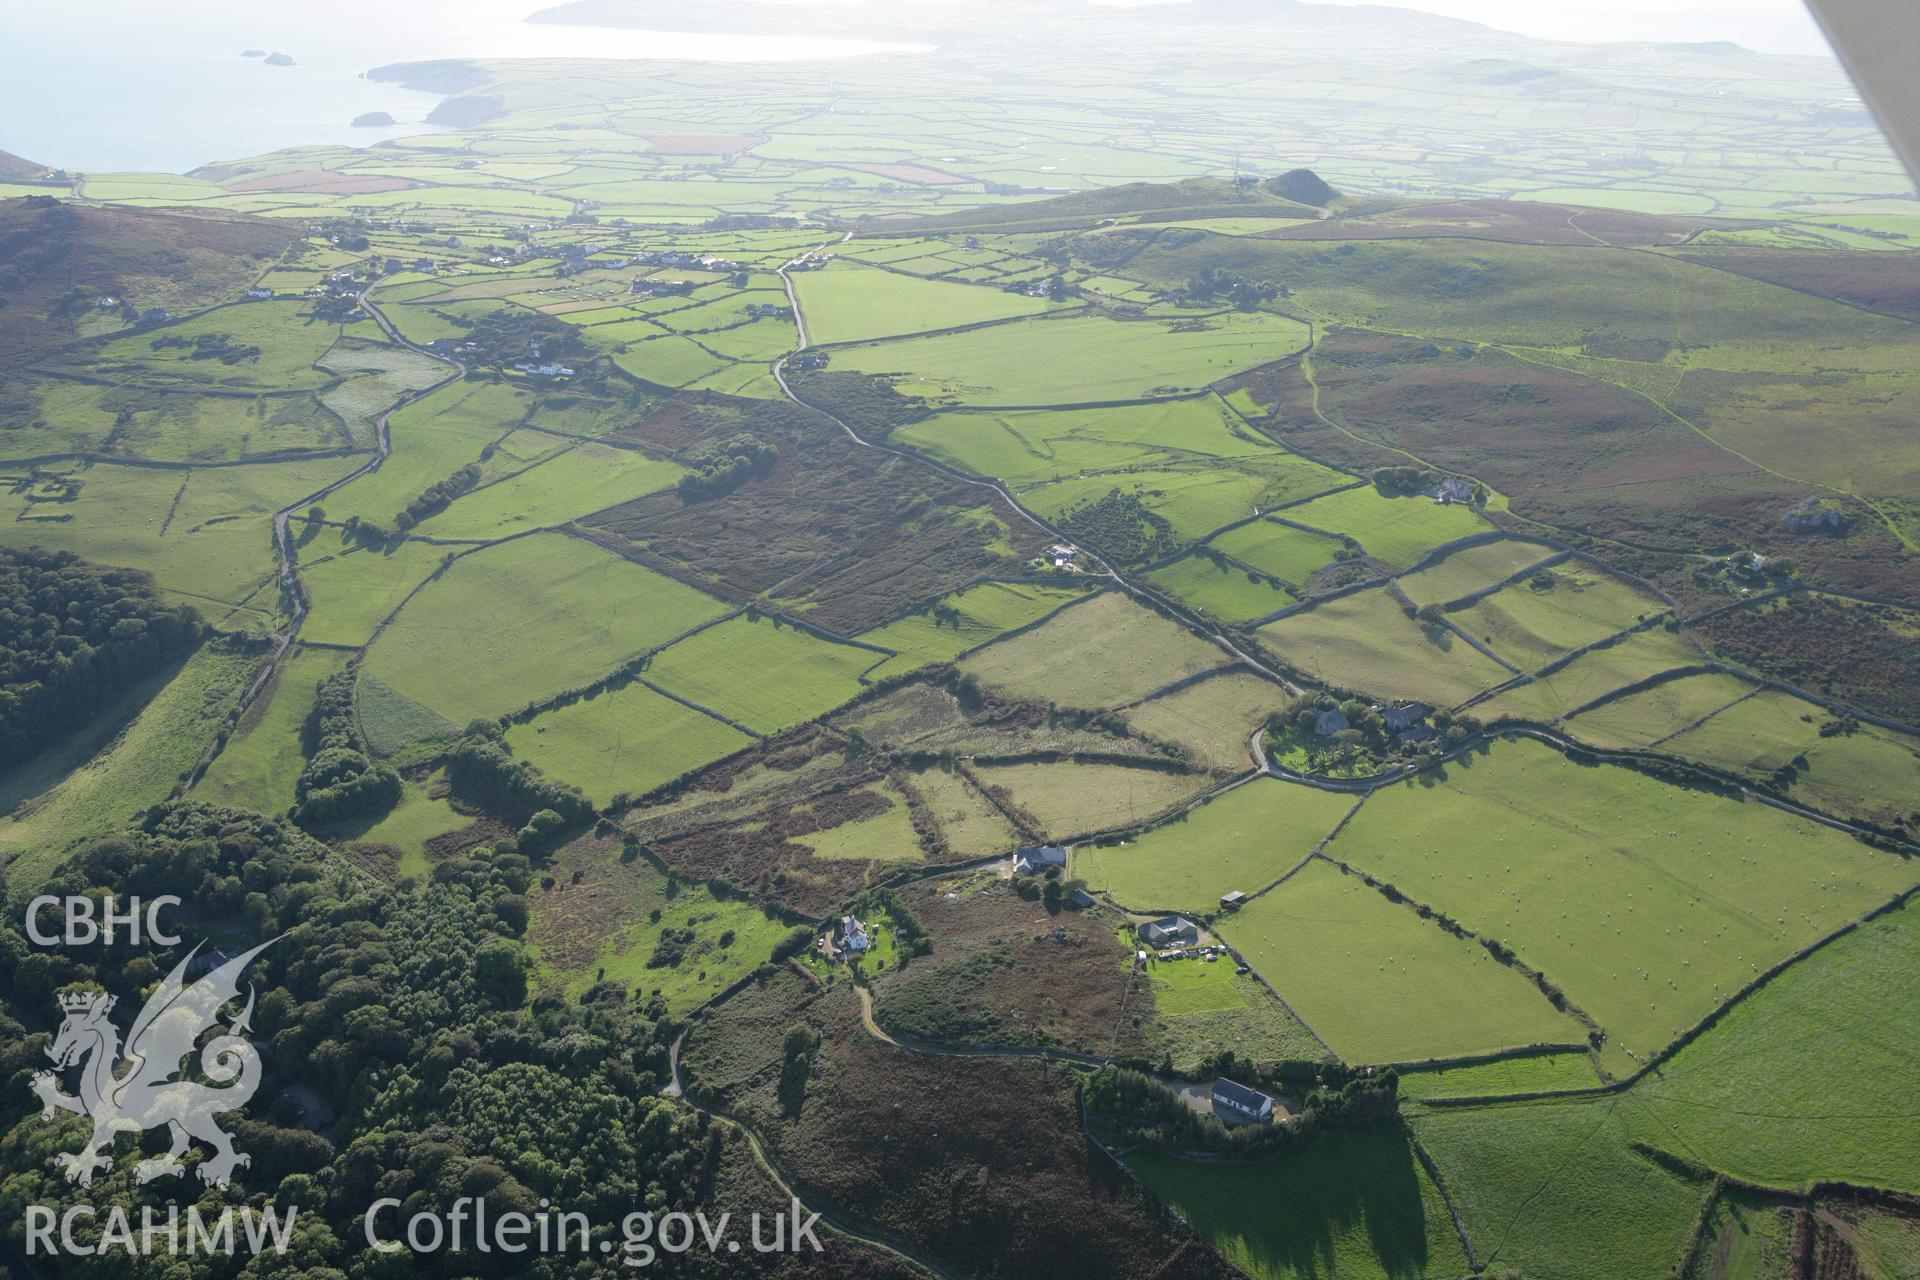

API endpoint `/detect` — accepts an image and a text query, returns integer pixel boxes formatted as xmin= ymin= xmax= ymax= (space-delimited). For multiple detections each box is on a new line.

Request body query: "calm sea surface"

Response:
xmin=2 ymin=1 xmax=924 ymax=173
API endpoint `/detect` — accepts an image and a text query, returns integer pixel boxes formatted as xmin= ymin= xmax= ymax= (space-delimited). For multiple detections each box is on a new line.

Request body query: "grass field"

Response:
xmin=1413 ymin=1097 xmax=1711 ymax=1280
xmin=971 ymin=760 xmax=1213 ymax=841
xmin=1220 ymin=859 xmax=1585 ymax=1064
xmin=362 ymin=533 xmax=730 ymax=725
xmin=0 ymin=645 xmax=259 ymax=881
xmin=1561 ymin=673 xmax=1757 ymax=751
xmin=894 ymin=398 xmax=1287 ymax=487
xmin=505 ymin=681 xmax=756 ymax=806
xmin=1127 ymin=1124 xmax=1471 ymax=1280
xmin=331 ymin=779 xmax=471 ymax=878
xmin=194 ymin=645 xmax=350 ymax=816
xmin=411 ymin=441 xmax=684 ymax=540
xmin=794 ymin=260 xmax=1060 ymax=343
xmin=1208 ymin=518 xmax=1350 ymax=589
xmin=833 ymin=309 xmax=1311 ymax=405
xmin=1450 ymin=562 xmax=1668 ymax=670
xmin=1257 ymin=586 xmax=1515 ymax=708
xmin=644 ymin=614 xmax=877 ymax=734
xmin=903 ymin=765 xmax=1021 ymax=858
xmin=296 ymin=534 xmax=451 ymax=647
xmin=1137 ymin=961 xmax=1329 ymax=1070
xmin=1121 ymin=672 xmax=1295 ymax=773
xmin=958 ymin=590 xmax=1226 ymax=708
xmin=1471 ymin=626 xmax=1702 ymax=723
xmin=1281 ymin=488 xmax=1487 ymax=569
xmin=1395 ymin=538 xmax=1562 ymax=608
xmin=1624 ymin=897 xmax=1920 ymax=1194
xmin=1329 ymin=738 xmax=1918 ymax=1067
xmin=1397 ymin=1051 xmax=1602 ymax=1101
xmin=1077 ymin=777 xmax=1354 ymax=913
xmin=796 ymin=781 xmax=925 ymax=863
xmin=531 ymin=855 xmax=795 ymax=1010
xmin=1030 ymin=459 xmax=1342 ymax=546
xmin=0 ymin=458 xmax=359 ymax=617
xmin=856 ymin=580 xmax=1086 ymax=678
xmin=1145 ymin=552 xmax=1296 ymax=622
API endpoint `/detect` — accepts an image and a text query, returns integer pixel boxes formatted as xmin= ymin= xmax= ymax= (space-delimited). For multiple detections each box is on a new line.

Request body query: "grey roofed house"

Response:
xmin=1219 ymin=890 xmax=1247 ymax=909
xmin=1013 ymin=845 xmax=1068 ymax=875
xmin=840 ymin=915 xmax=871 ymax=953
xmin=1138 ymin=915 xmax=1200 ymax=949
xmin=1068 ymin=888 xmax=1096 ymax=909
xmin=1314 ymin=709 xmax=1351 ymax=737
xmin=1382 ymin=702 xmax=1428 ymax=732
xmin=1211 ymin=1078 xmax=1276 ymax=1125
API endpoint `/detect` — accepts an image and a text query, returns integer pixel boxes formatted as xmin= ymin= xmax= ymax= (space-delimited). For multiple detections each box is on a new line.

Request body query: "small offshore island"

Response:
xmin=264 ymin=51 xmax=296 ymax=66
xmin=350 ymin=111 xmax=397 ymax=127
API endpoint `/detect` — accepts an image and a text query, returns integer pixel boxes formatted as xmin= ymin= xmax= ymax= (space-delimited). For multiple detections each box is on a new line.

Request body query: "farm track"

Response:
xmin=177 ymin=288 xmax=465 ymax=795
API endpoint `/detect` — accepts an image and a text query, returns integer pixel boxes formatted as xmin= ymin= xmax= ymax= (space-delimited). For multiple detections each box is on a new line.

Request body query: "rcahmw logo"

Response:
xmin=21 ymin=924 xmax=298 ymax=1259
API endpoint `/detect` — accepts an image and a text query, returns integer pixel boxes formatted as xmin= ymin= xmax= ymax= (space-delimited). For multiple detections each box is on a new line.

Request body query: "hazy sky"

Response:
xmin=1308 ymin=0 xmax=1832 ymax=57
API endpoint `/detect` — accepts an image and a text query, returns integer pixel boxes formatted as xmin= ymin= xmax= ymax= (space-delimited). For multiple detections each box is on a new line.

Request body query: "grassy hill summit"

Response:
xmin=867 ymin=175 xmax=1331 ymax=233
xmin=1263 ymin=168 xmax=1339 ymax=207
xmin=0 ymin=149 xmax=52 ymax=182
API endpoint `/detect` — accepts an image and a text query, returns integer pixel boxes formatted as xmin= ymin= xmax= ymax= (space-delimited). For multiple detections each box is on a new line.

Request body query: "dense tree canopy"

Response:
xmin=0 ymin=547 xmax=201 ymax=767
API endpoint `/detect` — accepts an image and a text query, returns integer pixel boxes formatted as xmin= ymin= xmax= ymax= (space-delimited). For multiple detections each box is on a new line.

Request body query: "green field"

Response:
xmin=1127 ymin=1124 xmax=1471 ymax=1280
xmin=833 ymin=309 xmax=1311 ymax=405
xmin=506 ymin=681 xmax=756 ymax=806
xmin=296 ymin=534 xmax=451 ymax=647
xmin=531 ymin=858 xmax=796 ymax=1010
xmin=1208 ymin=518 xmax=1351 ymax=590
xmin=856 ymin=580 xmax=1086 ymax=678
xmin=1121 ymin=672 xmax=1295 ymax=774
xmin=1450 ymin=562 xmax=1668 ymax=671
xmin=412 ymin=441 xmax=684 ymax=540
xmin=0 ymin=458 xmax=359 ymax=620
xmin=1077 ymin=777 xmax=1355 ymax=914
xmin=959 ymin=590 xmax=1226 ymax=708
xmin=971 ymin=760 xmax=1212 ymax=841
xmin=1396 ymin=538 xmax=1562 ymax=609
xmin=1221 ymin=859 xmax=1585 ymax=1064
xmin=794 ymin=260 xmax=1060 ymax=343
xmin=1330 ymin=738 xmax=1917 ymax=1067
xmin=895 ymin=399 xmax=1287 ymax=488
xmin=1625 ymin=897 xmax=1920 ymax=1193
xmin=644 ymin=614 xmax=877 ymax=734
xmin=1471 ymin=626 xmax=1703 ymax=724
xmin=1414 ymin=1097 xmax=1710 ymax=1280
xmin=903 ymin=765 xmax=1022 ymax=858
xmin=1257 ymin=586 xmax=1515 ymax=708
xmin=0 ymin=645 xmax=259 ymax=880
xmin=333 ymin=779 xmax=471 ymax=878
xmin=1397 ymin=1051 xmax=1601 ymax=1101
xmin=195 ymin=645 xmax=351 ymax=816
xmin=1561 ymin=673 xmax=1757 ymax=751
xmin=362 ymin=533 xmax=730 ymax=725
xmin=1281 ymin=488 xmax=1487 ymax=569
xmin=1145 ymin=551 xmax=1296 ymax=622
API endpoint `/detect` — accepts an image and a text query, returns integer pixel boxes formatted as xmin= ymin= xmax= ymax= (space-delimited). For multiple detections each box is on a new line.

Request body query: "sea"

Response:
xmin=2 ymin=0 xmax=926 ymax=174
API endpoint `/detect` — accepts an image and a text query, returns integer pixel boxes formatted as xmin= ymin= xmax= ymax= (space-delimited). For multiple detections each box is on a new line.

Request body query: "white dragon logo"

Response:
xmin=29 ymin=939 xmax=275 ymax=1189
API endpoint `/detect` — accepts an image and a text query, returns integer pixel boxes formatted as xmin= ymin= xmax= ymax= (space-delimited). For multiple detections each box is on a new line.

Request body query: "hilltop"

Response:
xmin=0 ymin=197 xmax=293 ymax=366
xmin=864 ymin=173 xmax=1340 ymax=234
xmin=0 ymin=150 xmax=53 ymax=182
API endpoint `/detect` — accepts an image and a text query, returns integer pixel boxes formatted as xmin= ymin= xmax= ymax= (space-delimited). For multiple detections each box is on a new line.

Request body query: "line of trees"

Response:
xmin=291 ymin=668 xmax=402 ymax=826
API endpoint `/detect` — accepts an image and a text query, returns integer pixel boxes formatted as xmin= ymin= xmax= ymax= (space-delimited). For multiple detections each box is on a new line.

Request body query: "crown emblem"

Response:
xmin=58 ymin=990 xmax=113 ymax=1016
